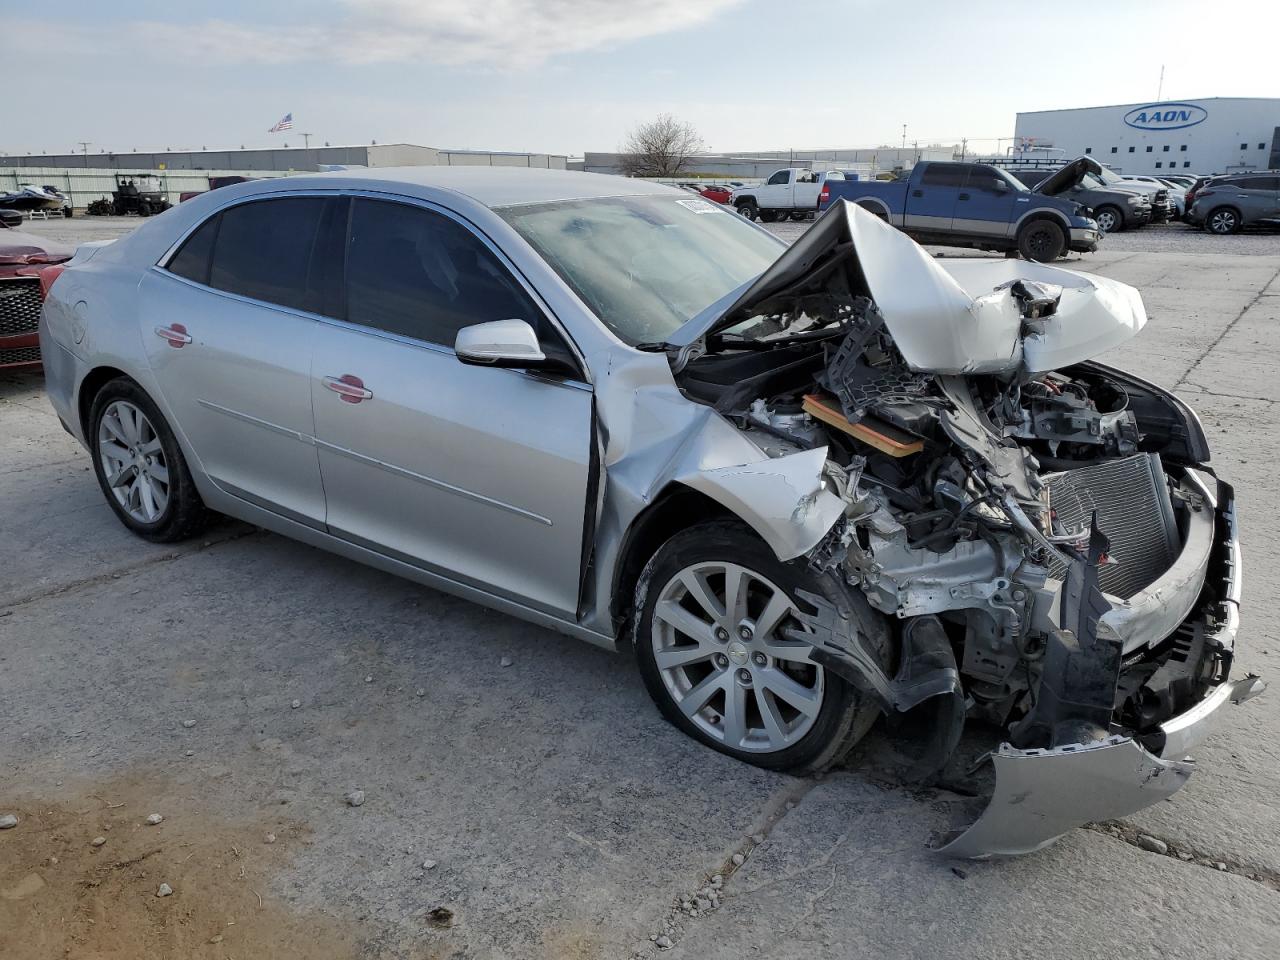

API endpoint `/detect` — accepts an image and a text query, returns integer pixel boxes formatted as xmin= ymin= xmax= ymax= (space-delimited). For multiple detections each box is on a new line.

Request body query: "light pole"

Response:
xmin=77 ymin=141 xmax=91 ymax=167
xmin=301 ymin=133 xmax=312 ymax=150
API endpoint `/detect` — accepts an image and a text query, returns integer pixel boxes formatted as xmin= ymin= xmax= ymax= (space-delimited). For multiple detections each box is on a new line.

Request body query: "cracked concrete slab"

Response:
xmin=665 ymin=776 xmax=1280 ymax=960
xmin=1179 ymin=292 xmax=1280 ymax=402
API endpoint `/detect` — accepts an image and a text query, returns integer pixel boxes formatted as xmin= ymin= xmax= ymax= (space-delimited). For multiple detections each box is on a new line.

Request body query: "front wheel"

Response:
xmin=1016 ymin=219 xmax=1066 ymax=262
xmin=634 ymin=521 xmax=890 ymax=773
xmin=1205 ymin=207 xmax=1240 ymax=235
xmin=736 ymin=200 xmax=759 ymax=221
xmin=1093 ymin=205 xmax=1122 ymax=234
xmin=89 ymin=378 xmax=210 ymax=542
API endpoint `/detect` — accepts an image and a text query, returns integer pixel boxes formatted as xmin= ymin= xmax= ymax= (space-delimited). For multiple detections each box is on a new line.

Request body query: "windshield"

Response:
xmin=499 ymin=195 xmax=784 ymax=345
xmin=1095 ymin=167 xmax=1129 ymax=186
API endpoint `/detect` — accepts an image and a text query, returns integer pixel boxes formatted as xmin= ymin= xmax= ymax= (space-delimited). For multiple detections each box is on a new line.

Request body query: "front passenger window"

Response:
xmin=345 ymin=199 xmax=550 ymax=353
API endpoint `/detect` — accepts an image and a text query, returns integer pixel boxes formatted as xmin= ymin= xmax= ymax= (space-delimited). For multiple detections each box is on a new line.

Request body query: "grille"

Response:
xmin=0 ymin=279 xmax=42 ymax=336
xmin=0 ymin=345 xmax=41 ymax=365
xmin=1045 ymin=453 xmax=1179 ymax=600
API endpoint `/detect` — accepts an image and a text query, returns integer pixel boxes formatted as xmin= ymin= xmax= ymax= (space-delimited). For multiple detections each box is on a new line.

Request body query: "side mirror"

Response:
xmin=993 ymin=178 xmax=1009 ymax=192
xmin=455 ymin=318 xmax=547 ymax=367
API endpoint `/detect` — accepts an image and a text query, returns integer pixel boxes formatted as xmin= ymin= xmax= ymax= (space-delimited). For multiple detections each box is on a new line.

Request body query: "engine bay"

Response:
xmin=673 ymin=276 xmax=1226 ymax=757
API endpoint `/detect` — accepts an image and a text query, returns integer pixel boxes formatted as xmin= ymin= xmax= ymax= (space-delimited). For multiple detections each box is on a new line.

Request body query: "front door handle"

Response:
xmin=322 ymin=374 xmax=373 ymax=403
xmin=154 ymin=323 xmax=192 ymax=348
xmin=958 ymin=192 xmax=970 ymax=200
xmin=911 ymin=189 xmax=924 ymax=197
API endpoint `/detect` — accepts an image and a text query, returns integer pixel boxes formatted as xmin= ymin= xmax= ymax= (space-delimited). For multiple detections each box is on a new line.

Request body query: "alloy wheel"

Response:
xmin=97 ymin=400 xmax=170 ymax=523
xmin=1208 ymin=210 xmax=1237 ymax=234
xmin=1095 ymin=209 xmax=1118 ymax=233
xmin=650 ymin=561 xmax=824 ymax=753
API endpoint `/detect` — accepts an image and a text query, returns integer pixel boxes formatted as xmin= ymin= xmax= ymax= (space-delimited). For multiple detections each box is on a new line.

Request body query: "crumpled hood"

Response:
xmin=0 ymin=229 xmax=73 ymax=265
xmin=668 ymin=200 xmax=1146 ymax=375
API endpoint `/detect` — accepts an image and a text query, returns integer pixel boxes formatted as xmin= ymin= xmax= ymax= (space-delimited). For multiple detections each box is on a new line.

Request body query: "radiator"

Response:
xmin=1045 ymin=453 xmax=1180 ymax=600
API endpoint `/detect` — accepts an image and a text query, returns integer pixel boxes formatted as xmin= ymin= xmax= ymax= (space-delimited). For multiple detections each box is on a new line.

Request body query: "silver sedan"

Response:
xmin=40 ymin=168 xmax=1259 ymax=857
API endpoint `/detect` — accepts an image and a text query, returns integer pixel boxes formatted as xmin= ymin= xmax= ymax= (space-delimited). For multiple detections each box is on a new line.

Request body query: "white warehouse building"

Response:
xmin=1014 ymin=97 xmax=1280 ymax=176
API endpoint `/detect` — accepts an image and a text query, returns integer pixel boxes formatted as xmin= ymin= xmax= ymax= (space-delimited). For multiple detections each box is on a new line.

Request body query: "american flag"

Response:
xmin=268 ymin=113 xmax=293 ymax=133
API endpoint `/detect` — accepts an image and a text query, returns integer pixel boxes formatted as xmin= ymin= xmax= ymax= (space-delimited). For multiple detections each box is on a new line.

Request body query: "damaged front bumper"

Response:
xmin=940 ymin=476 xmax=1264 ymax=858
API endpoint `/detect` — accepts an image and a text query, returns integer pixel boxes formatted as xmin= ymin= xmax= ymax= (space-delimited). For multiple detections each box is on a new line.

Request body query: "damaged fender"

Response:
xmin=677 ymin=446 xmax=847 ymax=561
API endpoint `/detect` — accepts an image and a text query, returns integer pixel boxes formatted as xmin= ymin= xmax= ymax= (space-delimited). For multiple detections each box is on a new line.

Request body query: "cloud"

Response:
xmin=132 ymin=0 xmax=745 ymax=67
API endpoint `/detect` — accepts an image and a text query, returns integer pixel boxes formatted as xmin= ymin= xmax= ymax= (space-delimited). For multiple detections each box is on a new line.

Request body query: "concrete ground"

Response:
xmin=2 ymin=219 xmax=1279 ymax=959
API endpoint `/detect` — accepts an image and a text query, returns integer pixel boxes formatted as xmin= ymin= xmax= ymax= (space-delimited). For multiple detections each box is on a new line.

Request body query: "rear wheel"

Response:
xmin=1206 ymin=207 xmax=1241 ymax=235
xmin=1016 ymin=219 xmax=1066 ymax=262
xmin=1093 ymin=205 xmax=1122 ymax=234
xmin=634 ymin=520 xmax=890 ymax=773
xmin=736 ymin=199 xmax=759 ymax=221
xmin=89 ymin=379 xmax=210 ymax=542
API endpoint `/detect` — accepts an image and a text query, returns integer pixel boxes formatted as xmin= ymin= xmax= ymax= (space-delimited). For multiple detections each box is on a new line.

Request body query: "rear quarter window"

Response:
xmin=165 ymin=215 xmax=220 ymax=285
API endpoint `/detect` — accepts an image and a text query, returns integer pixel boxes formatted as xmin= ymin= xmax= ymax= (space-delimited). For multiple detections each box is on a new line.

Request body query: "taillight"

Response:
xmin=819 ymin=184 xmax=830 ymax=206
xmin=38 ymin=264 xmax=67 ymax=301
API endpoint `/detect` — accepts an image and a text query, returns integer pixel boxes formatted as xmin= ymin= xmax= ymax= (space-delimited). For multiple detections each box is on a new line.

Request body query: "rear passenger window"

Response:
xmin=209 ymin=198 xmax=329 ymax=313
xmin=345 ymin=199 xmax=545 ymax=350
xmin=166 ymin=215 xmax=220 ymax=285
xmin=921 ymin=165 xmax=966 ymax=187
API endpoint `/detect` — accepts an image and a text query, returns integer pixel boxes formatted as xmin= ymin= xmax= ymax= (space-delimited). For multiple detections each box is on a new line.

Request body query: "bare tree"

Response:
xmin=618 ymin=114 xmax=705 ymax=177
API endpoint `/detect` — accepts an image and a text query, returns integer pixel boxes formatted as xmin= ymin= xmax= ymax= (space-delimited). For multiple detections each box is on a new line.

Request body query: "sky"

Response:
xmin=6 ymin=0 xmax=1280 ymax=159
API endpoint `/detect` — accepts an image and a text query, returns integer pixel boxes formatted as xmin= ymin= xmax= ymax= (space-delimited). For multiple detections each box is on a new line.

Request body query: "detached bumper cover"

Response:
xmin=941 ymin=473 xmax=1263 ymax=858
xmin=939 ymin=675 xmax=1263 ymax=858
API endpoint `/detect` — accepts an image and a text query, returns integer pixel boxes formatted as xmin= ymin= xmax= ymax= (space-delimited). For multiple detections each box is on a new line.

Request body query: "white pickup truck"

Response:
xmin=731 ymin=168 xmax=846 ymax=222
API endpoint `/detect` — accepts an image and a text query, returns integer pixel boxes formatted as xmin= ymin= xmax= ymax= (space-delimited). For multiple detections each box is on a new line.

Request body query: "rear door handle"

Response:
xmin=154 ymin=323 xmax=192 ymax=348
xmin=911 ymin=189 xmax=924 ymax=197
xmin=322 ymin=374 xmax=373 ymax=403
xmin=958 ymin=193 xmax=970 ymax=200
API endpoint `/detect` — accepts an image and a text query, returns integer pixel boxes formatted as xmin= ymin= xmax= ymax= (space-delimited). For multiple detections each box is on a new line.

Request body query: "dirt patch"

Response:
xmin=0 ymin=775 xmax=358 ymax=960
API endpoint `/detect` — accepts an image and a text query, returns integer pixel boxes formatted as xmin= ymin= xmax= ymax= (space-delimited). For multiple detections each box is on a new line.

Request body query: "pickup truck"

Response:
xmin=818 ymin=159 xmax=1100 ymax=261
xmin=732 ymin=168 xmax=845 ymax=223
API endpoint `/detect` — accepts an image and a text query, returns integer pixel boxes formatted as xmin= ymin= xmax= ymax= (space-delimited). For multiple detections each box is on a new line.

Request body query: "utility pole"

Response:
xmin=901 ymin=124 xmax=907 ymax=149
xmin=1156 ymin=65 xmax=1165 ymax=101
xmin=77 ymin=141 xmax=91 ymax=167
xmin=960 ymin=137 xmax=968 ymax=160
xmin=301 ymin=132 xmax=312 ymax=150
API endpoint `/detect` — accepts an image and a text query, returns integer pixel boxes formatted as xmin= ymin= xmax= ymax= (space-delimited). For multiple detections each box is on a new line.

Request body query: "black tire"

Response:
xmin=633 ymin=520 xmax=891 ymax=774
xmin=736 ymin=199 xmax=759 ymax=221
xmin=1205 ymin=206 xmax=1241 ymax=235
xmin=88 ymin=378 xmax=210 ymax=543
xmin=1016 ymin=219 xmax=1066 ymax=262
xmin=1093 ymin=204 xmax=1123 ymax=234
xmin=137 ymin=203 xmax=152 ymax=217
xmin=760 ymin=209 xmax=779 ymax=223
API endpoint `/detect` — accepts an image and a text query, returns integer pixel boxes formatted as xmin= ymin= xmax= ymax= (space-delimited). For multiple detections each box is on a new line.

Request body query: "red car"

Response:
xmin=699 ymin=184 xmax=733 ymax=204
xmin=0 ymin=225 xmax=72 ymax=371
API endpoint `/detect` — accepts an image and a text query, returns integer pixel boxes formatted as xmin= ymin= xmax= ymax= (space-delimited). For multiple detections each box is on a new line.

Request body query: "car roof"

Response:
xmin=303 ymin=165 xmax=675 ymax=208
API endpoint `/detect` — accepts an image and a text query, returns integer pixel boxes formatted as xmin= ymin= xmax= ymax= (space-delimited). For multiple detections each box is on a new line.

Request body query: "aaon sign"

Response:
xmin=1123 ymin=102 xmax=1208 ymax=131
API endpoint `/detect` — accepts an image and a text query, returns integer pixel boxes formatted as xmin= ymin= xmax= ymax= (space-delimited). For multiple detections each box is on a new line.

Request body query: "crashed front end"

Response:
xmin=665 ymin=200 xmax=1263 ymax=857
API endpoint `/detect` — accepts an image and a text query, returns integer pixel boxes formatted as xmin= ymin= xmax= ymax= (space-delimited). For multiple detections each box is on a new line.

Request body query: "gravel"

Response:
xmin=145 ymin=813 xmax=164 ymax=826
xmin=1136 ymin=834 xmax=1169 ymax=855
xmin=344 ymin=789 xmax=366 ymax=807
xmin=156 ymin=883 xmax=173 ymax=898
xmin=0 ymin=814 xmax=17 ymax=829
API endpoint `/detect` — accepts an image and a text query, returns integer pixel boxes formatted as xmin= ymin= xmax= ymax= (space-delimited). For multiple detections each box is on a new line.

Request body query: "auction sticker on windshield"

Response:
xmin=675 ymin=198 xmax=719 ymax=214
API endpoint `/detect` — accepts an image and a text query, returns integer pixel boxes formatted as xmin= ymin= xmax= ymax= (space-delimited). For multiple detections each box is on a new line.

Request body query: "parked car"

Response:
xmin=1186 ymin=173 xmax=1280 ymax=234
xmin=41 ymin=168 xmax=1259 ymax=858
xmin=821 ymin=158 xmax=1100 ymax=260
xmin=1123 ymin=175 xmax=1189 ymax=219
xmin=0 ymin=227 xmax=72 ymax=370
xmin=1011 ymin=164 xmax=1151 ymax=234
xmin=699 ymin=184 xmax=734 ymax=204
xmin=731 ymin=168 xmax=844 ymax=222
